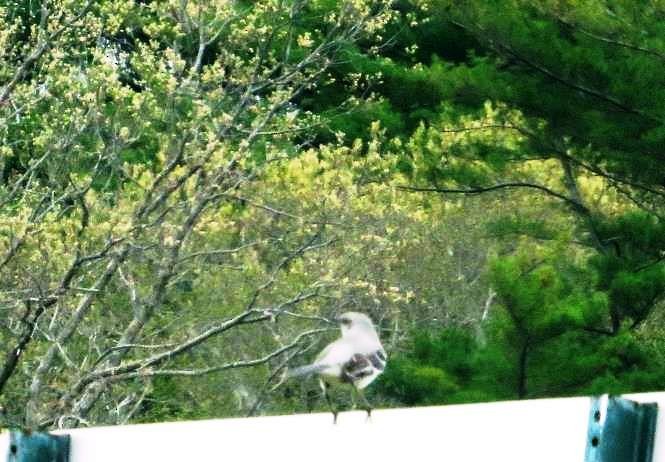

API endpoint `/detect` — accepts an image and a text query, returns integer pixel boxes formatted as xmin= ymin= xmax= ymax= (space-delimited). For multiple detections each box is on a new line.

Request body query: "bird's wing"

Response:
xmin=314 ymin=341 xmax=336 ymax=364
xmin=314 ymin=338 xmax=354 ymax=364
xmin=341 ymin=349 xmax=387 ymax=385
xmin=367 ymin=349 xmax=387 ymax=370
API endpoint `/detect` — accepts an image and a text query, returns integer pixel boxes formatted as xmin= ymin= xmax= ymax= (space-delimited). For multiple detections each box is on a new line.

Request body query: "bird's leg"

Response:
xmin=356 ymin=388 xmax=372 ymax=420
xmin=320 ymin=380 xmax=338 ymax=424
xmin=350 ymin=386 xmax=358 ymax=410
xmin=306 ymin=389 xmax=317 ymax=413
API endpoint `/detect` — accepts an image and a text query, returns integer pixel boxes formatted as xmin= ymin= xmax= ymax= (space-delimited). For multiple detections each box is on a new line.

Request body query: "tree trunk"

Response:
xmin=517 ymin=342 xmax=529 ymax=399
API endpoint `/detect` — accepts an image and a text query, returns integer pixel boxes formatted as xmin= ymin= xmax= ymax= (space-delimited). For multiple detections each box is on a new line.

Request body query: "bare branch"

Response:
xmin=103 ymin=328 xmax=330 ymax=382
xmin=554 ymin=15 xmax=665 ymax=62
xmin=397 ymin=182 xmax=587 ymax=212
xmin=178 ymin=240 xmax=264 ymax=263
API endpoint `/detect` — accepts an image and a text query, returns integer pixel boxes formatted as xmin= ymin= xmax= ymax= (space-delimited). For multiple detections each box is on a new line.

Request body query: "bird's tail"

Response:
xmin=287 ymin=363 xmax=327 ymax=378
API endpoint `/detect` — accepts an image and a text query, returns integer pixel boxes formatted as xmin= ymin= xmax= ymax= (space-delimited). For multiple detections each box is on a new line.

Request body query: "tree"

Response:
xmin=343 ymin=0 xmax=665 ymax=406
xmin=374 ymin=3 xmax=665 ymax=337
xmin=0 ymin=0 xmax=394 ymax=428
xmin=2 ymin=0 xmax=663 ymax=427
xmin=377 ymin=246 xmax=665 ymax=405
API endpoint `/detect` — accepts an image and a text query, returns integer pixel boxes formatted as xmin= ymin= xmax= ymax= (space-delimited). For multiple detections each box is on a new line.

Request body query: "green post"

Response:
xmin=585 ymin=396 xmax=658 ymax=462
xmin=6 ymin=430 xmax=70 ymax=462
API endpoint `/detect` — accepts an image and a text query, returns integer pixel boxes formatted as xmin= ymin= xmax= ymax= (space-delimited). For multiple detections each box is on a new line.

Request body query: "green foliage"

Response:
xmin=1 ymin=0 xmax=664 ymax=428
xmin=379 ymin=317 xmax=665 ymax=407
xmin=587 ymin=211 xmax=665 ymax=328
xmin=376 ymin=327 xmax=514 ymax=405
xmin=368 ymin=0 xmax=665 ymax=408
xmin=381 ymin=360 xmax=459 ymax=405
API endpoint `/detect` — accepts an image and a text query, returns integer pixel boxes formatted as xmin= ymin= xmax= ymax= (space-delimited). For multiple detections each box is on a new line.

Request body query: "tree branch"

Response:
xmin=448 ymin=19 xmax=663 ymax=124
xmin=103 ymin=327 xmax=329 ymax=382
xmin=0 ymin=1 xmax=93 ymax=104
xmin=397 ymin=182 xmax=588 ymax=212
xmin=554 ymin=15 xmax=665 ymax=62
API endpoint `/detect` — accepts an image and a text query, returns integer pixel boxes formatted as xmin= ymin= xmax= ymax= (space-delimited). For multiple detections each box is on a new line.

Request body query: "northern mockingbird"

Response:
xmin=289 ymin=312 xmax=387 ymax=423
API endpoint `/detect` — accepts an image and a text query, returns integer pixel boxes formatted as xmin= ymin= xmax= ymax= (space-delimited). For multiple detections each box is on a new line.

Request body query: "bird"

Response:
xmin=288 ymin=312 xmax=387 ymax=423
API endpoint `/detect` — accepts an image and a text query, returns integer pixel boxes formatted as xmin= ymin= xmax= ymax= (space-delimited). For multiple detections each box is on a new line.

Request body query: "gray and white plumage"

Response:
xmin=289 ymin=312 xmax=386 ymax=421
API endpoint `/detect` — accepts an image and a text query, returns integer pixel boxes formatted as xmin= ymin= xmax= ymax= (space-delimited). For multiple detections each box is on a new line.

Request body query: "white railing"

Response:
xmin=1 ymin=392 xmax=663 ymax=461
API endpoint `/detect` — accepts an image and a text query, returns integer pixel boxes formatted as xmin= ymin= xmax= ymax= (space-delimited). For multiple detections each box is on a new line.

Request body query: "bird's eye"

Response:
xmin=341 ymin=318 xmax=351 ymax=325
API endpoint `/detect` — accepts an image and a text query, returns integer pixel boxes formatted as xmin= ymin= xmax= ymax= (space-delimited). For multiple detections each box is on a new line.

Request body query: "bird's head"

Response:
xmin=336 ymin=312 xmax=375 ymax=336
